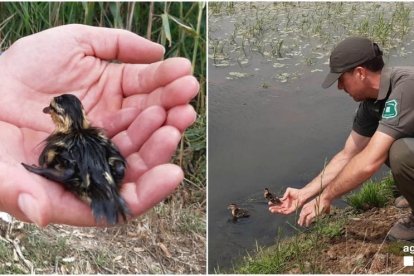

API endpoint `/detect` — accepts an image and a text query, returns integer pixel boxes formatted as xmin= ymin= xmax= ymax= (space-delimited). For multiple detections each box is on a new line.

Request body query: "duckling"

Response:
xmin=227 ymin=203 xmax=250 ymax=219
xmin=264 ymin=188 xmax=282 ymax=205
xmin=22 ymin=94 xmax=130 ymax=225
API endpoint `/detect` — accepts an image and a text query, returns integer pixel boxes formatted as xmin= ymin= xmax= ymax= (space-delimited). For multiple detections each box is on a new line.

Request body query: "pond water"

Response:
xmin=208 ymin=2 xmax=414 ymax=272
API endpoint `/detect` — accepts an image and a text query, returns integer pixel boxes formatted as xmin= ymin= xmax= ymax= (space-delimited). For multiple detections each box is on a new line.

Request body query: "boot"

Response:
xmin=389 ymin=212 xmax=414 ymax=241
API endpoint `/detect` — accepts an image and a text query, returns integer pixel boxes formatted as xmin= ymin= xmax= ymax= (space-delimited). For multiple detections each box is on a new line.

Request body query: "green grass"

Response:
xmin=24 ymin=234 xmax=69 ymax=267
xmin=232 ymin=214 xmax=346 ymax=274
xmin=177 ymin=208 xmax=205 ymax=234
xmin=346 ymin=174 xmax=394 ymax=211
xmin=0 ymin=226 xmax=71 ymax=273
xmin=236 ymin=241 xmax=304 ymax=274
xmin=235 ymin=234 xmax=317 ymax=273
xmin=231 ymin=174 xmax=395 ymax=274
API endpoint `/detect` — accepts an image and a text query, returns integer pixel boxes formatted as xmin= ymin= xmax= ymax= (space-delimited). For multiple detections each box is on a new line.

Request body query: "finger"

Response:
xmin=269 ymin=206 xmax=284 ymax=213
xmin=49 ymin=188 xmax=95 ymax=226
xmin=122 ymin=75 xmax=199 ymax=110
xmin=121 ymin=164 xmax=183 ymax=216
xmin=272 ymin=206 xmax=293 ymax=215
xmin=73 ymin=24 xmax=165 ymax=63
xmin=0 ymin=164 xmax=51 ymax=225
xmin=281 ymin=188 xmax=291 ymax=201
xmin=124 ymin=126 xmax=181 ymax=182
xmin=305 ymin=212 xmax=315 ymax=227
xmin=0 ymin=163 xmax=94 ymax=227
xmin=24 ymin=177 xmax=94 ymax=227
xmin=111 ymin=106 xmax=167 ymax=156
xmin=138 ymin=126 xmax=181 ymax=167
xmin=269 ymin=201 xmax=292 ymax=213
xmin=94 ymin=107 xmax=140 ymax=137
xmin=122 ymin=57 xmax=192 ymax=96
xmin=298 ymin=208 xmax=308 ymax=226
xmin=166 ymin=104 xmax=198 ymax=132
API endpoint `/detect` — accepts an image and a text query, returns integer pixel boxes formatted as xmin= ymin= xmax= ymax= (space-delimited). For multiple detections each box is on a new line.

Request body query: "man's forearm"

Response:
xmin=321 ymin=132 xmax=393 ymax=201
xmin=301 ymin=149 xmax=353 ymax=201
xmin=321 ymin=151 xmax=379 ymax=201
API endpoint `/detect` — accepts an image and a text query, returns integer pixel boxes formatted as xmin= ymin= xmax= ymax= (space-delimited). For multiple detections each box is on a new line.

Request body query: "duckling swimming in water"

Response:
xmin=227 ymin=203 xmax=250 ymax=219
xmin=264 ymin=188 xmax=282 ymax=205
xmin=22 ymin=94 xmax=130 ymax=225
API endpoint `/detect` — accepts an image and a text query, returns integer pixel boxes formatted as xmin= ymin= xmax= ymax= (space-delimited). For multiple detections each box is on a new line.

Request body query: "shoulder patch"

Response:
xmin=382 ymin=99 xmax=398 ymax=119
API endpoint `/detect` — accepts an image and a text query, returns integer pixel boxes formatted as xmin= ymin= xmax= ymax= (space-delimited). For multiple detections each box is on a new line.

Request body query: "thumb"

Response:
xmin=281 ymin=188 xmax=292 ymax=201
xmin=0 ymin=163 xmax=52 ymax=226
xmin=17 ymin=193 xmax=47 ymax=226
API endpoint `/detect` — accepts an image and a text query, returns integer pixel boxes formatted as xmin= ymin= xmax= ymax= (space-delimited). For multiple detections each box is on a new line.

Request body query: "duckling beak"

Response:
xmin=43 ymin=106 xmax=51 ymax=114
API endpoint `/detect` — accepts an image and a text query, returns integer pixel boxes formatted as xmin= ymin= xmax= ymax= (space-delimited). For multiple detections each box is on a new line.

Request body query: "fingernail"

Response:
xmin=18 ymin=193 xmax=41 ymax=225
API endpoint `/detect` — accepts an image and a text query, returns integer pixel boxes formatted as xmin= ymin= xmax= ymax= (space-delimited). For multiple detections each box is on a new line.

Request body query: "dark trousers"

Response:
xmin=389 ymin=138 xmax=414 ymax=210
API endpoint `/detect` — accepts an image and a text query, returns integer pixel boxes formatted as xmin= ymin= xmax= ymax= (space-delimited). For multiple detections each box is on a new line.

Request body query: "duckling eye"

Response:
xmin=50 ymin=105 xmax=61 ymax=114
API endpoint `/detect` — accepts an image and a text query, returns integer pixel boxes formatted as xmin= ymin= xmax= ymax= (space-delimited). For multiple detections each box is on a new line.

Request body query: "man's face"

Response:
xmin=337 ymin=68 xmax=368 ymax=102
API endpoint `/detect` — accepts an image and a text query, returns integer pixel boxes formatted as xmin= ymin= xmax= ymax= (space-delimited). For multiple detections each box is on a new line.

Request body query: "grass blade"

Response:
xmin=161 ymin=13 xmax=172 ymax=47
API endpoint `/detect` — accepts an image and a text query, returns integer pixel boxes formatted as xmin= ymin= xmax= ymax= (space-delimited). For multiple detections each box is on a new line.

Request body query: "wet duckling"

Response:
xmin=22 ymin=94 xmax=130 ymax=225
xmin=264 ymin=188 xmax=282 ymax=205
xmin=227 ymin=203 xmax=250 ymax=219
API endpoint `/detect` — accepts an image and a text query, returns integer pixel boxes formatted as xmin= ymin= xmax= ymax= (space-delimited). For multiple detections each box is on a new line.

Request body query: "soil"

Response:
xmin=288 ymin=205 xmax=414 ymax=274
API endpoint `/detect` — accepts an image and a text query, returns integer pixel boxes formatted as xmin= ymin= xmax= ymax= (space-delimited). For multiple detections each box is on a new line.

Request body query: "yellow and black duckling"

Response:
xmin=264 ymin=188 xmax=282 ymax=205
xmin=227 ymin=203 xmax=250 ymax=219
xmin=22 ymin=94 xmax=130 ymax=225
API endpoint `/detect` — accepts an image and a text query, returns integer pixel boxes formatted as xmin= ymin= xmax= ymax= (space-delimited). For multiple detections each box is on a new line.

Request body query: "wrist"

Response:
xmin=300 ymin=186 xmax=316 ymax=202
xmin=320 ymin=189 xmax=334 ymax=202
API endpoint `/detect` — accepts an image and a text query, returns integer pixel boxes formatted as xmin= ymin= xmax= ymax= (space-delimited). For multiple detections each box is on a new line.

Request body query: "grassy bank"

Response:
xmin=0 ymin=2 xmax=205 ymax=274
xmin=229 ymin=174 xmax=414 ymax=274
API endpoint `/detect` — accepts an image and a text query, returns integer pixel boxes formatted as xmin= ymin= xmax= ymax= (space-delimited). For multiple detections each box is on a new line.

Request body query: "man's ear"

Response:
xmin=355 ymin=66 xmax=366 ymax=81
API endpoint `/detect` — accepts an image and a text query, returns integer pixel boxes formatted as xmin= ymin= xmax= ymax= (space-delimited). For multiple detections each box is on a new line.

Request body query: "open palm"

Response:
xmin=0 ymin=24 xmax=199 ymax=226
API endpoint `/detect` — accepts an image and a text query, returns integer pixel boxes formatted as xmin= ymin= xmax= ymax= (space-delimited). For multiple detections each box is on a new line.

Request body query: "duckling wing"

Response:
xmin=68 ymin=131 xmax=129 ymax=224
xmin=27 ymin=129 xmax=129 ymax=224
xmin=235 ymin=208 xmax=250 ymax=218
xmin=241 ymin=209 xmax=250 ymax=217
xmin=105 ymin=140 xmax=126 ymax=187
xmin=21 ymin=162 xmax=76 ymax=186
xmin=23 ymin=133 xmax=79 ymax=188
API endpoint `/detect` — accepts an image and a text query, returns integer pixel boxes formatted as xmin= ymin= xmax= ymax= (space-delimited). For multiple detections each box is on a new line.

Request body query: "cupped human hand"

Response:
xmin=297 ymin=196 xmax=331 ymax=227
xmin=268 ymin=187 xmax=306 ymax=215
xmin=0 ymin=24 xmax=199 ymax=226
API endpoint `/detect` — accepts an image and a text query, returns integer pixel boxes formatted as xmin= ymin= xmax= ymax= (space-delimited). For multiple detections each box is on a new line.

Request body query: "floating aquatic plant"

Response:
xmin=209 ymin=2 xmax=414 ymax=85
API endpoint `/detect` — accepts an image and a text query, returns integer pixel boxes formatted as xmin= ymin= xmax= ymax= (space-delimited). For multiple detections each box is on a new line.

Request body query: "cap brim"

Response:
xmin=321 ymin=72 xmax=341 ymax=89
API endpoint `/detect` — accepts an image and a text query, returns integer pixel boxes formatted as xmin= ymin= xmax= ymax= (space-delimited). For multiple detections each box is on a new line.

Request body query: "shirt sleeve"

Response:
xmin=352 ymin=101 xmax=379 ymax=137
xmin=377 ymin=79 xmax=414 ymax=139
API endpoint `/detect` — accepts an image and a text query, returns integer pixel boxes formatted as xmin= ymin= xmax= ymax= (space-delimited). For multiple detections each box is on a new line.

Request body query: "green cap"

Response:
xmin=322 ymin=37 xmax=377 ymax=89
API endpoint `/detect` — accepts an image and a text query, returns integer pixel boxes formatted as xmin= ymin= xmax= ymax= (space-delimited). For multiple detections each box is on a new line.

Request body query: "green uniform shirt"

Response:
xmin=353 ymin=67 xmax=414 ymax=139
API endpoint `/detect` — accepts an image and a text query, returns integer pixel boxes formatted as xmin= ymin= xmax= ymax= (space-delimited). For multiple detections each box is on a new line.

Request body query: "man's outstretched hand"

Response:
xmin=0 ymin=24 xmax=199 ymax=226
xmin=268 ymin=187 xmax=305 ymax=215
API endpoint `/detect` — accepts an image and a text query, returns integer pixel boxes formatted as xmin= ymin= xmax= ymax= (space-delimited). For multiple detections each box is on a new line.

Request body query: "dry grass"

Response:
xmin=0 ymin=191 xmax=205 ymax=274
